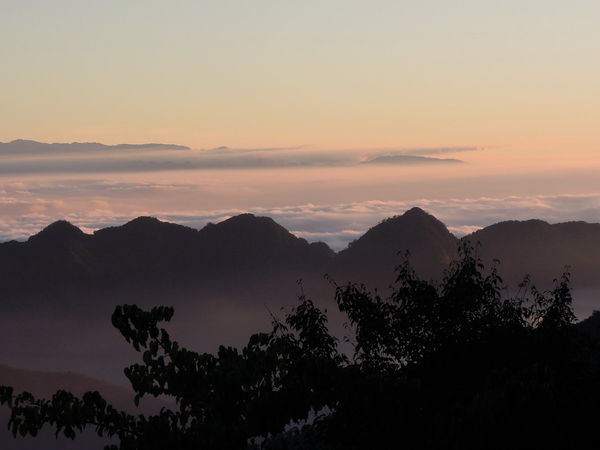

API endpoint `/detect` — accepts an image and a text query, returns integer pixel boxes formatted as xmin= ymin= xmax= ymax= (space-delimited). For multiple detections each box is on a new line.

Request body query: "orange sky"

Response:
xmin=1 ymin=1 xmax=600 ymax=155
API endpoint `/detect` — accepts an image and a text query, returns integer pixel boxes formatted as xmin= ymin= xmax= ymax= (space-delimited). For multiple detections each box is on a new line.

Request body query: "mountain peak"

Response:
xmin=402 ymin=206 xmax=433 ymax=220
xmin=335 ymin=207 xmax=457 ymax=283
xmin=208 ymin=214 xmax=285 ymax=235
xmin=94 ymin=216 xmax=196 ymax=241
xmin=227 ymin=212 xmax=256 ymax=220
xmin=29 ymin=220 xmax=85 ymax=243
xmin=199 ymin=214 xmax=305 ymax=253
xmin=345 ymin=207 xmax=453 ymax=250
xmin=404 ymin=206 xmax=427 ymax=215
xmin=123 ymin=216 xmax=163 ymax=227
xmin=368 ymin=207 xmax=446 ymax=233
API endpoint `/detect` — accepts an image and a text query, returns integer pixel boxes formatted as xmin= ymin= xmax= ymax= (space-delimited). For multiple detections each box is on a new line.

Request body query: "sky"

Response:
xmin=1 ymin=1 xmax=600 ymax=248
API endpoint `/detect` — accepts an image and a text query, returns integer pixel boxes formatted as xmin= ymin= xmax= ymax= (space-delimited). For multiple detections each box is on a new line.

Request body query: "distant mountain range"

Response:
xmin=2 ymin=207 xmax=599 ymax=299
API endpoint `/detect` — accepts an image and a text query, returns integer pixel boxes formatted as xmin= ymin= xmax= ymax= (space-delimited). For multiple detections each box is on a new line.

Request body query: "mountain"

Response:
xmin=0 ymin=213 xmax=335 ymax=299
xmin=92 ymin=216 xmax=199 ymax=282
xmin=333 ymin=207 xmax=458 ymax=286
xmin=3 ymin=209 xmax=600 ymax=298
xmin=0 ymin=221 xmax=96 ymax=296
xmin=29 ymin=220 xmax=86 ymax=243
xmin=467 ymin=220 xmax=600 ymax=287
xmin=197 ymin=214 xmax=334 ymax=272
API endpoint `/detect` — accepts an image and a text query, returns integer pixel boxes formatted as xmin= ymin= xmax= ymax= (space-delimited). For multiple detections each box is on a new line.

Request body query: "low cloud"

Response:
xmin=362 ymin=155 xmax=464 ymax=165
xmin=395 ymin=147 xmax=479 ymax=156
xmin=3 ymin=142 xmax=595 ymax=250
xmin=0 ymin=140 xmax=471 ymax=174
xmin=0 ymin=140 xmax=189 ymax=156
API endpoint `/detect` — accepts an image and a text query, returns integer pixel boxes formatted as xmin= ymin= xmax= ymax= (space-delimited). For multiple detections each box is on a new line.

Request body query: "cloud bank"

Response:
xmin=0 ymin=140 xmax=475 ymax=174
xmin=362 ymin=155 xmax=464 ymax=165
xmin=0 ymin=140 xmax=190 ymax=155
xmin=2 ymin=182 xmax=600 ymax=251
xmin=4 ymin=139 xmax=596 ymax=251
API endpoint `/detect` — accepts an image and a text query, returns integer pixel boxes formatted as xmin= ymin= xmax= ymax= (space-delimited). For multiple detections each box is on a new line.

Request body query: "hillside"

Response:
xmin=0 ymin=214 xmax=335 ymax=299
xmin=467 ymin=220 xmax=600 ymax=287
xmin=333 ymin=207 xmax=458 ymax=286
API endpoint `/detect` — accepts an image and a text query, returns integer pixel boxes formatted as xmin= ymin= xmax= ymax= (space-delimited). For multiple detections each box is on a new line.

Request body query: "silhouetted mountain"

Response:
xmin=92 ymin=216 xmax=199 ymax=282
xmin=333 ymin=207 xmax=458 ymax=286
xmin=467 ymin=219 xmax=600 ymax=287
xmin=0 ymin=214 xmax=334 ymax=298
xmin=197 ymin=214 xmax=334 ymax=271
xmin=0 ymin=221 xmax=95 ymax=295
xmin=29 ymin=220 xmax=86 ymax=243
xmin=3 ymin=210 xmax=600 ymax=300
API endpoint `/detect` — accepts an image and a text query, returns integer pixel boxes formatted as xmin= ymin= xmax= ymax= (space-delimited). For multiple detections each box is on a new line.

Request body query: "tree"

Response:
xmin=2 ymin=244 xmax=599 ymax=449
xmin=0 ymin=296 xmax=343 ymax=450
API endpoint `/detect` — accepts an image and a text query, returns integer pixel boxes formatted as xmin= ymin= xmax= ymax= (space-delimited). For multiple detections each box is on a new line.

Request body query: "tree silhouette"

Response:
xmin=2 ymin=244 xmax=599 ymax=449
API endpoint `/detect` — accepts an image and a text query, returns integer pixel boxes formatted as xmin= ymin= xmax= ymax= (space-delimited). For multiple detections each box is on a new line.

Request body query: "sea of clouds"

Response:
xmin=2 ymin=180 xmax=600 ymax=250
xmin=2 ymin=140 xmax=599 ymax=250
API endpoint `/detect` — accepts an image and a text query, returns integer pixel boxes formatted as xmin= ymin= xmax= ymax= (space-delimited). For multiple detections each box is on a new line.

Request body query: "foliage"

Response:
xmin=2 ymin=244 xmax=599 ymax=449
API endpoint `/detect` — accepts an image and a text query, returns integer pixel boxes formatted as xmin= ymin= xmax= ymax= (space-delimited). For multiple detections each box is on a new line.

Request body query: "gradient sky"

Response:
xmin=2 ymin=1 xmax=600 ymax=150
xmin=2 ymin=1 xmax=600 ymax=247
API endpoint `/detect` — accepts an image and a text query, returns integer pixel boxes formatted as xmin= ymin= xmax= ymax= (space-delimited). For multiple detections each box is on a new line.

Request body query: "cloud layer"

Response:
xmin=0 ymin=140 xmax=190 ymax=155
xmin=2 ymin=181 xmax=600 ymax=251
xmin=0 ymin=140 xmax=474 ymax=174
xmin=2 ymin=140 xmax=598 ymax=251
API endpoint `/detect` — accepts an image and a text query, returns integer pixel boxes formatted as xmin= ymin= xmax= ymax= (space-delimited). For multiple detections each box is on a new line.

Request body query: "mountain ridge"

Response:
xmin=15 ymin=208 xmax=600 ymax=253
xmin=2 ymin=208 xmax=600 ymax=298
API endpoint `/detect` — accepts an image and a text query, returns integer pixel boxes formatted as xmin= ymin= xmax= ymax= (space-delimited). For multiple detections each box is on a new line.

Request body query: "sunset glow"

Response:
xmin=1 ymin=1 xmax=600 ymax=244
